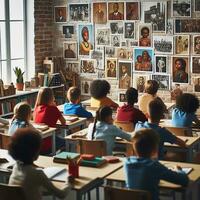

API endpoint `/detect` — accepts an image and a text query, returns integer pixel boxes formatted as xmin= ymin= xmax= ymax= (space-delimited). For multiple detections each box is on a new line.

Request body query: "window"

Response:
xmin=0 ymin=0 xmax=26 ymax=84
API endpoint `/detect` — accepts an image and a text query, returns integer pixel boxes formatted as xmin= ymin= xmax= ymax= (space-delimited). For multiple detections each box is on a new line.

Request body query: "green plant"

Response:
xmin=13 ymin=67 xmax=25 ymax=83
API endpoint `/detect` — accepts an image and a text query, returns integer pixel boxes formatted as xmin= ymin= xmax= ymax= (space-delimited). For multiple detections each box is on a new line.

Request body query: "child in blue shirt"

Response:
xmin=63 ymin=87 xmax=92 ymax=118
xmin=87 ymin=106 xmax=132 ymax=155
xmin=124 ymin=128 xmax=189 ymax=200
xmin=172 ymin=93 xmax=200 ymax=128
xmin=135 ymin=98 xmax=186 ymax=159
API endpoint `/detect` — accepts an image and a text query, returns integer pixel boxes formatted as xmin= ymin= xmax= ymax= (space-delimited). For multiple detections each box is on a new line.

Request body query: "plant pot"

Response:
xmin=16 ymin=83 xmax=24 ymax=91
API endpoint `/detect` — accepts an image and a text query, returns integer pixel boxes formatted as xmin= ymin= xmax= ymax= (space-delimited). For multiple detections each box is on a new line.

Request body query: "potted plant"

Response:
xmin=13 ymin=67 xmax=25 ymax=91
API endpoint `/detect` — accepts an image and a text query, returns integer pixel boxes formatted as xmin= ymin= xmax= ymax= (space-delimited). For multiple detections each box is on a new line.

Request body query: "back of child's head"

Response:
xmin=176 ymin=93 xmax=199 ymax=113
xmin=133 ymin=128 xmax=159 ymax=158
xmin=90 ymin=80 xmax=111 ymax=99
xmin=8 ymin=128 xmax=42 ymax=165
xmin=67 ymin=87 xmax=81 ymax=103
xmin=13 ymin=102 xmax=32 ymax=122
xmin=35 ymin=87 xmax=54 ymax=107
xmin=144 ymin=80 xmax=159 ymax=95
xmin=126 ymin=87 xmax=138 ymax=105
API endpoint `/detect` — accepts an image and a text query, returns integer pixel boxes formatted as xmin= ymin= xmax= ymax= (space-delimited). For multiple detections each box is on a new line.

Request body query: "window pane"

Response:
xmin=10 ymin=22 xmax=24 ymax=59
xmin=11 ymin=59 xmax=25 ymax=83
xmin=0 ymin=22 xmax=7 ymax=60
xmin=9 ymin=0 xmax=24 ymax=20
xmin=0 ymin=0 xmax=5 ymax=20
xmin=1 ymin=61 xmax=8 ymax=83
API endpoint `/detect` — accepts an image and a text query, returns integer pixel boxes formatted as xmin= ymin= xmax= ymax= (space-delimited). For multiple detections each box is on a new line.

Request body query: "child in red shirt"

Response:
xmin=34 ymin=87 xmax=66 ymax=154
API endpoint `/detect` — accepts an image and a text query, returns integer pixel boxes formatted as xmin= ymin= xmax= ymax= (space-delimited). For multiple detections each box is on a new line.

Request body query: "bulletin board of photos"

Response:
xmin=54 ymin=0 xmax=200 ymax=101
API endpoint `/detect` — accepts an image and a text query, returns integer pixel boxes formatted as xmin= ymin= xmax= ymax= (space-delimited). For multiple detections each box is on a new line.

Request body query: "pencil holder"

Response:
xmin=68 ymin=162 xmax=79 ymax=178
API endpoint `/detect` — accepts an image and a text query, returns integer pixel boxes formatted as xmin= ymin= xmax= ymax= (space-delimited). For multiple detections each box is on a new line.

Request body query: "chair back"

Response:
xmin=0 ymin=133 xmax=11 ymax=149
xmin=0 ymin=183 xmax=26 ymax=200
xmin=114 ymin=121 xmax=134 ymax=132
xmin=165 ymin=127 xmax=192 ymax=136
xmin=104 ymin=186 xmax=151 ymax=200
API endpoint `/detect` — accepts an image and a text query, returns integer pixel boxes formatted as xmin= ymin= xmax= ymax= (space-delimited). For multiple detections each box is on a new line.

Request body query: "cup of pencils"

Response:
xmin=67 ymin=157 xmax=81 ymax=178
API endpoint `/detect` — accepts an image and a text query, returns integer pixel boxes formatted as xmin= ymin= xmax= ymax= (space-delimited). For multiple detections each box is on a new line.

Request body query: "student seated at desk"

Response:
xmin=9 ymin=128 xmax=72 ymax=200
xmin=124 ymin=129 xmax=189 ymax=200
xmin=135 ymin=98 xmax=186 ymax=159
xmin=172 ymin=93 xmax=200 ymax=128
xmin=116 ymin=87 xmax=147 ymax=126
xmin=63 ymin=86 xmax=92 ymax=118
xmin=90 ymin=80 xmax=119 ymax=109
xmin=87 ymin=106 xmax=132 ymax=155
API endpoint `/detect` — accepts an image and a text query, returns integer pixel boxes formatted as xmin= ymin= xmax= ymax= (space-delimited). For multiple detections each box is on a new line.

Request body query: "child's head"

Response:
xmin=137 ymin=55 xmax=143 ymax=63
xmin=9 ymin=128 xmax=42 ymax=165
xmin=67 ymin=87 xmax=81 ymax=104
xmin=141 ymin=27 xmax=149 ymax=38
xmin=126 ymin=87 xmax=138 ymax=105
xmin=133 ymin=128 xmax=159 ymax=158
xmin=90 ymin=80 xmax=111 ymax=99
xmin=13 ymin=102 xmax=32 ymax=122
xmin=144 ymin=80 xmax=159 ymax=95
xmin=176 ymin=93 xmax=199 ymax=113
xmin=96 ymin=106 xmax=113 ymax=124
xmin=35 ymin=87 xmax=54 ymax=106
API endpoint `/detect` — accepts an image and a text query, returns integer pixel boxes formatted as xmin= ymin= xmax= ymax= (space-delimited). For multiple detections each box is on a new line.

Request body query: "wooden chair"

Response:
xmin=0 ymin=133 xmax=11 ymax=150
xmin=104 ymin=186 xmax=151 ymax=200
xmin=165 ymin=126 xmax=192 ymax=136
xmin=0 ymin=183 xmax=26 ymax=200
xmin=114 ymin=121 xmax=134 ymax=132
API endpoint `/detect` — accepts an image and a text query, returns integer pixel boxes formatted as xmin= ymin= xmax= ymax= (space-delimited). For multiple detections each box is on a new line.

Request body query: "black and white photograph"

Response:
xmin=172 ymin=0 xmax=191 ymax=17
xmin=54 ymin=6 xmax=67 ymax=22
xmin=111 ymin=35 xmax=121 ymax=47
xmin=124 ymin=22 xmax=135 ymax=39
xmin=96 ymin=28 xmax=111 ymax=46
xmin=174 ymin=35 xmax=190 ymax=55
xmin=66 ymin=62 xmax=79 ymax=74
xmin=193 ymin=35 xmax=200 ymax=55
xmin=193 ymin=77 xmax=200 ymax=92
xmin=194 ymin=0 xmax=200 ymax=11
xmin=155 ymin=55 xmax=168 ymax=73
xmin=105 ymin=47 xmax=116 ymax=58
xmin=63 ymin=25 xmax=75 ymax=39
xmin=166 ymin=19 xmax=174 ymax=35
xmin=81 ymin=80 xmax=91 ymax=95
xmin=129 ymin=40 xmax=138 ymax=47
xmin=63 ymin=42 xmax=77 ymax=60
xmin=133 ymin=74 xmax=149 ymax=93
xmin=175 ymin=19 xmax=200 ymax=33
xmin=192 ymin=56 xmax=200 ymax=73
xmin=80 ymin=59 xmax=96 ymax=74
xmin=117 ymin=48 xmax=133 ymax=60
xmin=110 ymin=22 xmax=123 ymax=34
xmin=118 ymin=93 xmax=127 ymax=102
xmin=90 ymin=50 xmax=104 ymax=70
xmin=152 ymin=74 xmax=170 ymax=90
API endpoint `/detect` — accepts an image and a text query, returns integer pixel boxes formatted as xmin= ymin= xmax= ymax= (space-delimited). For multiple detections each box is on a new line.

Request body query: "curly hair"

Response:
xmin=90 ymin=80 xmax=111 ymax=99
xmin=176 ymin=93 xmax=199 ymax=113
xmin=126 ymin=87 xmax=138 ymax=105
xmin=144 ymin=80 xmax=159 ymax=95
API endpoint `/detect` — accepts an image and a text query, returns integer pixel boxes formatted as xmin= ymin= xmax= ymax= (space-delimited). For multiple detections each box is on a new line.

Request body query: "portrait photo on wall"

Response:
xmin=117 ymin=48 xmax=133 ymax=60
xmin=81 ymin=80 xmax=91 ymax=95
xmin=66 ymin=62 xmax=79 ymax=74
xmin=193 ymin=35 xmax=200 ymax=55
xmin=152 ymin=74 xmax=170 ymax=91
xmin=96 ymin=28 xmax=111 ymax=46
xmin=80 ymin=59 xmax=96 ymax=74
xmin=63 ymin=25 xmax=75 ymax=39
xmin=54 ymin=7 xmax=67 ymax=22
xmin=138 ymin=24 xmax=152 ymax=47
xmin=118 ymin=93 xmax=127 ymax=103
xmin=105 ymin=47 xmax=116 ymax=58
xmin=126 ymin=2 xmax=140 ymax=20
xmin=98 ymin=70 xmax=105 ymax=79
xmin=111 ymin=35 xmax=121 ymax=47
xmin=191 ymin=56 xmax=200 ymax=74
xmin=141 ymin=2 xmax=166 ymax=33
xmin=63 ymin=42 xmax=77 ymax=60
xmin=153 ymin=35 xmax=173 ymax=54
xmin=124 ymin=22 xmax=135 ymax=39
xmin=172 ymin=0 xmax=191 ymax=17
xmin=175 ymin=35 xmax=190 ymax=55
xmin=133 ymin=74 xmax=149 ymax=93
xmin=194 ymin=0 xmax=200 ymax=11
xmin=134 ymin=48 xmax=154 ymax=72
xmin=166 ymin=19 xmax=174 ymax=35
xmin=172 ymin=56 xmax=189 ymax=83
xmin=78 ymin=24 xmax=94 ymax=56
xmin=105 ymin=58 xmax=117 ymax=79
xmin=155 ymin=55 xmax=168 ymax=73
xmin=68 ymin=3 xmax=89 ymax=22
xmin=93 ymin=2 xmax=107 ymax=24
xmin=90 ymin=50 xmax=104 ymax=70
xmin=110 ymin=22 xmax=123 ymax=34
xmin=118 ymin=61 xmax=132 ymax=89
xmin=108 ymin=2 xmax=124 ymax=20
xmin=193 ymin=77 xmax=200 ymax=92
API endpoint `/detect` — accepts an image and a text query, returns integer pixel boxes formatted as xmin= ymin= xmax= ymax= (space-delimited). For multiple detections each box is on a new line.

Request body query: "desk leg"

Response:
xmin=52 ymin=131 xmax=56 ymax=155
xmin=96 ymin=187 xmax=100 ymax=200
xmin=188 ymin=147 xmax=193 ymax=162
xmin=76 ymin=191 xmax=82 ymax=200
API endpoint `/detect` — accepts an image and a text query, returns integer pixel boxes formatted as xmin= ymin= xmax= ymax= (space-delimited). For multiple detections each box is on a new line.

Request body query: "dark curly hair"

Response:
xmin=126 ymin=87 xmax=138 ymax=105
xmin=144 ymin=80 xmax=159 ymax=95
xmin=175 ymin=58 xmax=186 ymax=71
xmin=176 ymin=93 xmax=199 ymax=113
xmin=9 ymin=128 xmax=42 ymax=165
xmin=90 ymin=80 xmax=111 ymax=99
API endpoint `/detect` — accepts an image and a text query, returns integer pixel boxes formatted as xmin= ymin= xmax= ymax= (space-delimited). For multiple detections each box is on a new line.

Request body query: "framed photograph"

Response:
xmin=166 ymin=19 xmax=174 ymax=35
xmin=110 ymin=22 xmax=123 ymax=34
xmin=66 ymin=62 xmax=79 ymax=74
xmin=129 ymin=40 xmax=138 ymax=47
xmin=96 ymin=28 xmax=111 ymax=46
xmin=126 ymin=2 xmax=140 ymax=20
xmin=133 ymin=47 xmax=154 ymax=72
xmin=80 ymin=59 xmax=96 ymax=74
xmin=81 ymin=80 xmax=91 ymax=95
xmin=78 ymin=24 xmax=94 ymax=56
xmin=174 ymin=35 xmax=190 ymax=55
xmin=105 ymin=58 xmax=118 ymax=79
xmin=118 ymin=93 xmax=127 ymax=102
xmin=121 ymin=40 xmax=129 ymax=47
xmin=98 ymin=70 xmax=105 ymax=79
xmin=155 ymin=55 xmax=168 ymax=73
xmin=108 ymin=2 xmax=124 ymax=20
xmin=193 ymin=35 xmax=200 ymax=55
xmin=141 ymin=2 xmax=167 ymax=33
xmin=172 ymin=0 xmax=191 ymax=17
xmin=124 ymin=21 xmax=135 ymax=39
xmin=105 ymin=47 xmax=116 ymax=58
xmin=111 ymin=35 xmax=121 ymax=47
xmin=138 ymin=23 xmax=152 ymax=47
xmin=118 ymin=61 xmax=132 ymax=89
xmin=117 ymin=48 xmax=133 ymax=61
xmin=54 ymin=6 xmax=67 ymax=22
xmin=194 ymin=0 xmax=200 ymax=12
xmin=191 ymin=56 xmax=200 ymax=73
xmin=90 ymin=50 xmax=104 ymax=70
xmin=93 ymin=2 xmax=107 ymax=24
xmin=133 ymin=74 xmax=149 ymax=93
xmin=152 ymin=74 xmax=170 ymax=91
xmin=172 ymin=56 xmax=189 ymax=83
xmin=68 ymin=3 xmax=89 ymax=22
xmin=63 ymin=42 xmax=77 ymax=60
xmin=63 ymin=25 xmax=75 ymax=39
xmin=153 ymin=35 xmax=173 ymax=55
xmin=193 ymin=77 xmax=200 ymax=92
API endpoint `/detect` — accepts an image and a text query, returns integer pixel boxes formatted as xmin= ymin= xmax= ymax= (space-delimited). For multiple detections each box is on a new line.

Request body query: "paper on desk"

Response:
xmin=168 ymin=167 xmax=192 ymax=174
